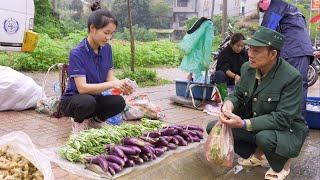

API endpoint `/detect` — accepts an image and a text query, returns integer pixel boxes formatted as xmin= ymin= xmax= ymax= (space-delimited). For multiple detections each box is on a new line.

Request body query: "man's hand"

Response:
xmin=219 ymin=111 xmax=244 ymax=128
xmin=235 ymin=75 xmax=241 ymax=84
xmin=222 ymin=100 xmax=234 ymax=113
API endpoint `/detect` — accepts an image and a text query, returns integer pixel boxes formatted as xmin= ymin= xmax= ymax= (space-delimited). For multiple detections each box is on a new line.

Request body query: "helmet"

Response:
xmin=259 ymin=0 xmax=271 ymax=11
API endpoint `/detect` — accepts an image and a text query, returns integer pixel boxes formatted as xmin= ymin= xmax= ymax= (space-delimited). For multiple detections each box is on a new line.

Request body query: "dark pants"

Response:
xmin=61 ymin=94 xmax=126 ymax=123
xmin=206 ymin=121 xmax=288 ymax=172
xmin=213 ymin=70 xmax=234 ymax=86
xmin=285 ymin=56 xmax=310 ymax=120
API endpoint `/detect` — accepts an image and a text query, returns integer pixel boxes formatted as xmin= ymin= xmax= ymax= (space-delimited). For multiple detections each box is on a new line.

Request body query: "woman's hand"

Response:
xmin=112 ymin=79 xmax=133 ymax=95
xmin=234 ymin=75 xmax=241 ymax=84
xmin=219 ymin=111 xmax=244 ymax=128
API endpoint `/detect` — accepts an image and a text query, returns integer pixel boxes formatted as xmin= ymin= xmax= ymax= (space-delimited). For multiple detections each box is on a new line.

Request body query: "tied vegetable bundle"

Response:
xmin=84 ymin=124 xmax=204 ymax=176
xmin=59 ymin=118 xmax=163 ymax=162
xmin=204 ymin=121 xmax=234 ymax=167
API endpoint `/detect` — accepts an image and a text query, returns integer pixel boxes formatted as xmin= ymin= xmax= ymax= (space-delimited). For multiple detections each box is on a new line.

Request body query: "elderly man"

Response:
xmin=206 ymin=26 xmax=308 ymax=180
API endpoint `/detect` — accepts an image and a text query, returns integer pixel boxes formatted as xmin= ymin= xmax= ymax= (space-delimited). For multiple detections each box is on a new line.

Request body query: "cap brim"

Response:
xmin=244 ymin=38 xmax=268 ymax=47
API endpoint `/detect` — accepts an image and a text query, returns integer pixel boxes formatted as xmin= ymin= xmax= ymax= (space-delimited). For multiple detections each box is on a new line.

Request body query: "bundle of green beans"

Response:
xmin=59 ymin=118 xmax=163 ymax=162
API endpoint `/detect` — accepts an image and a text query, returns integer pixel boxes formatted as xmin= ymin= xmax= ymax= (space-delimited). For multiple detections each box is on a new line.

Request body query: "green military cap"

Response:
xmin=244 ymin=26 xmax=284 ymax=50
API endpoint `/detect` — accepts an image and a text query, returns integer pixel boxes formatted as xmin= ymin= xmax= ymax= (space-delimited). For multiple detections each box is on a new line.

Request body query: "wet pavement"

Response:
xmin=0 ymin=69 xmax=319 ymax=180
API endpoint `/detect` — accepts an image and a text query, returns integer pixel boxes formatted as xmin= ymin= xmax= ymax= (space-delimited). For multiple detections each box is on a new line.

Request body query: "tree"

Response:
xmin=150 ymin=2 xmax=172 ymax=29
xmin=70 ymin=0 xmax=84 ymax=20
xmin=112 ymin=0 xmax=152 ymax=31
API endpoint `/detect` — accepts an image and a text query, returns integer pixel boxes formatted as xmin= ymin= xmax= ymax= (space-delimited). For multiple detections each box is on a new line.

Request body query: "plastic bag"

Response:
xmin=123 ymin=94 xmax=165 ymax=120
xmin=0 ymin=131 xmax=54 ymax=180
xmin=0 ymin=66 xmax=45 ymax=111
xmin=35 ymin=96 xmax=60 ymax=115
xmin=204 ymin=121 xmax=234 ymax=167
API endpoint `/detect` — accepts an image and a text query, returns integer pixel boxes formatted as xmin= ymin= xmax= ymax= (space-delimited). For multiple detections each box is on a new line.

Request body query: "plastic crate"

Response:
xmin=175 ymin=80 xmax=213 ymax=100
xmin=306 ymin=97 xmax=320 ymax=129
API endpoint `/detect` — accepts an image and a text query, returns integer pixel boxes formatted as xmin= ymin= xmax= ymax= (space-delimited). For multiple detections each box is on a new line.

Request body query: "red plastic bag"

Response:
xmin=204 ymin=121 xmax=234 ymax=167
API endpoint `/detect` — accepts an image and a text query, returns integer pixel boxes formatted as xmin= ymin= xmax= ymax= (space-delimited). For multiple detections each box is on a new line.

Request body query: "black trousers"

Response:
xmin=206 ymin=121 xmax=288 ymax=172
xmin=61 ymin=94 xmax=126 ymax=123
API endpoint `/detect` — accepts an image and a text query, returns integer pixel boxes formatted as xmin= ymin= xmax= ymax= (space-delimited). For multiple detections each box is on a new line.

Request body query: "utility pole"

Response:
xmin=221 ymin=0 xmax=228 ymax=39
xmin=127 ymin=0 xmax=135 ymax=72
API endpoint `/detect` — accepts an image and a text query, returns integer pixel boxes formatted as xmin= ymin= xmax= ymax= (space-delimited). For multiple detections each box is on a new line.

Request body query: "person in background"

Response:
xmin=214 ymin=33 xmax=248 ymax=86
xmin=207 ymin=26 xmax=308 ymax=180
xmin=258 ymin=0 xmax=314 ymax=119
xmin=60 ymin=2 xmax=132 ymax=134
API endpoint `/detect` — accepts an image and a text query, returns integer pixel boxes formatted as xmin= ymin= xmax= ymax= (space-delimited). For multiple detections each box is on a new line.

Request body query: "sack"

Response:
xmin=123 ymin=94 xmax=165 ymax=120
xmin=0 ymin=66 xmax=45 ymax=111
xmin=204 ymin=121 xmax=234 ymax=167
xmin=0 ymin=131 xmax=54 ymax=180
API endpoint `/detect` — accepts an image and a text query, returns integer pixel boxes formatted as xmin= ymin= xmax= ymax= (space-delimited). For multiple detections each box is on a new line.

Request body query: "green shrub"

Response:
xmin=114 ymin=25 xmax=157 ymax=42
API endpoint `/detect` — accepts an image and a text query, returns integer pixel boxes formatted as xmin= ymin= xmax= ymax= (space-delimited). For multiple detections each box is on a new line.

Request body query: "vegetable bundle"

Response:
xmin=84 ymin=124 xmax=204 ymax=176
xmin=59 ymin=118 xmax=163 ymax=162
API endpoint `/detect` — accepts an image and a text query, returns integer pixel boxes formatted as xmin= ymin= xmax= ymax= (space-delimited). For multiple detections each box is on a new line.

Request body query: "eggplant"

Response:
xmin=185 ymin=130 xmax=197 ymax=137
xmin=141 ymin=145 xmax=153 ymax=156
xmin=124 ymin=145 xmax=142 ymax=154
xmin=108 ymin=162 xmax=122 ymax=173
xmin=140 ymin=154 xmax=150 ymax=162
xmin=185 ymin=125 xmax=204 ymax=132
xmin=180 ymin=132 xmax=193 ymax=143
xmin=105 ymin=144 xmax=114 ymax=152
xmin=124 ymin=159 xmax=135 ymax=167
xmin=123 ymin=137 xmax=149 ymax=147
xmin=162 ymin=136 xmax=173 ymax=142
xmin=109 ymin=146 xmax=125 ymax=158
xmin=143 ymin=132 xmax=160 ymax=138
xmin=154 ymin=148 xmax=165 ymax=157
xmin=167 ymin=143 xmax=177 ymax=150
xmin=108 ymin=166 xmax=116 ymax=176
xmin=127 ymin=155 xmax=139 ymax=160
xmin=150 ymin=153 xmax=157 ymax=160
xmin=160 ymin=128 xmax=178 ymax=136
xmin=117 ymin=145 xmax=139 ymax=155
xmin=168 ymin=125 xmax=184 ymax=132
xmin=174 ymin=135 xmax=188 ymax=146
xmin=157 ymin=137 xmax=169 ymax=147
xmin=133 ymin=157 xmax=144 ymax=165
xmin=171 ymin=136 xmax=179 ymax=145
xmin=123 ymin=154 xmax=128 ymax=162
xmin=139 ymin=136 xmax=159 ymax=144
xmin=85 ymin=155 xmax=109 ymax=172
xmin=190 ymin=136 xmax=201 ymax=142
xmin=157 ymin=146 xmax=169 ymax=152
xmin=195 ymin=131 xmax=204 ymax=139
xmin=106 ymin=155 xmax=125 ymax=167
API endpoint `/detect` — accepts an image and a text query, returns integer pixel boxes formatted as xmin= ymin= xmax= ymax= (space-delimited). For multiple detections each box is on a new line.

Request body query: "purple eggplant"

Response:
xmin=171 ymin=136 xmax=179 ymax=145
xmin=123 ymin=154 xmax=128 ymax=162
xmin=109 ymin=146 xmax=125 ymax=158
xmin=141 ymin=145 xmax=153 ymax=156
xmin=185 ymin=125 xmax=204 ymax=132
xmin=160 ymin=128 xmax=178 ymax=136
xmin=106 ymin=155 xmax=125 ymax=167
xmin=143 ymin=132 xmax=160 ymax=138
xmin=150 ymin=153 xmax=157 ymax=160
xmin=139 ymin=136 xmax=159 ymax=144
xmin=157 ymin=146 xmax=169 ymax=152
xmin=168 ymin=125 xmax=184 ymax=134
xmin=85 ymin=155 xmax=109 ymax=172
xmin=185 ymin=130 xmax=197 ymax=137
xmin=162 ymin=136 xmax=173 ymax=142
xmin=195 ymin=131 xmax=204 ymax=139
xmin=174 ymin=135 xmax=188 ymax=146
xmin=167 ymin=143 xmax=177 ymax=150
xmin=124 ymin=159 xmax=135 ymax=167
xmin=105 ymin=144 xmax=114 ymax=152
xmin=154 ymin=148 xmax=165 ymax=157
xmin=123 ymin=137 xmax=149 ymax=147
xmin=108 ymin=162 xmax=122 ymax=173
xmin=140 ymin=154 xmax=150 ymax=162
xmin=117 ymin=145 xmax=139 ymax=155
xmin=124 ymin=145 xmax=142 ymax=154
xmin=127 ymin=155 xmax=139 ymax=160
xmin=108 ymin=166 xmax=116 ymax=176
xmin=157 ymin=137 xmax=169 ymax=147
xmin=133 ymin=157 xmax=144 ymax=165
xmin=190 ymin=136 xmax=201 ymax=142
xmin=180 ymin=132 xmax=193 ymax=143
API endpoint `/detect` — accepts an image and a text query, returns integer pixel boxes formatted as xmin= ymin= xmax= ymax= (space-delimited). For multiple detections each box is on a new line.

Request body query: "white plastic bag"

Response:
xmin=0 ymin=66 xmax=45 ymax=111
xmin=0 ymin=131 xmax=54 ymax=180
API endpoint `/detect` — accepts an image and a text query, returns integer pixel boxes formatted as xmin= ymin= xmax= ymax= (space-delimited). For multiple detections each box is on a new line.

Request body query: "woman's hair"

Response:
xmin=230 ymin=33 xmax=245 ymax=45
xmin=87 ymin=1 xmax=118 ymax=32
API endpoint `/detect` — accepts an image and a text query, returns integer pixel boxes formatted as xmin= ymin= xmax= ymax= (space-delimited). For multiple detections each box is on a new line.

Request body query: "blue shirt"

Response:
xmin=261 ymin=0 xmax=313 ymax=58
xmin=61 ymin=38 xmax=114 ymax=100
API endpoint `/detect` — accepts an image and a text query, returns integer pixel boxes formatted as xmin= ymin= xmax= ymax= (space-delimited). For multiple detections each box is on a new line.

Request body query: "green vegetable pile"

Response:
xmin=59 ymin=118 xmax=162 ymax=162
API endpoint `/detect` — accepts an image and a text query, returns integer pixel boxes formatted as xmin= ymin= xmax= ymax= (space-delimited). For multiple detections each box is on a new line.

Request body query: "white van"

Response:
xmin=0 ymin=0 xmax=38 ymax=52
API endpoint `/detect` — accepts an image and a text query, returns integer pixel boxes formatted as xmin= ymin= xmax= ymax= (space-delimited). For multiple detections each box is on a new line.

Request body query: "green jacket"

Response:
xmin=226 ymin=58 xmax=308 ymax=158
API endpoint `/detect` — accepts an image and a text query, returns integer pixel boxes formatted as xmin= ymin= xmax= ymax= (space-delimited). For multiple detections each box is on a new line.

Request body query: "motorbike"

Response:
xmin=308 ymin=49 xmax=320 ymax=87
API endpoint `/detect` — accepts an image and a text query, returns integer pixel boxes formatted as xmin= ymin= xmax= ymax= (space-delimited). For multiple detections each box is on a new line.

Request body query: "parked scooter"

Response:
xmin=308 ymin=48 xmax=320 ymax=87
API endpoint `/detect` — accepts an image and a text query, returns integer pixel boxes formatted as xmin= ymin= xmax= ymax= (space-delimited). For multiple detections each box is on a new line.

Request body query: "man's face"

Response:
xmin=248 ymin=46 xmax=275 ymax=69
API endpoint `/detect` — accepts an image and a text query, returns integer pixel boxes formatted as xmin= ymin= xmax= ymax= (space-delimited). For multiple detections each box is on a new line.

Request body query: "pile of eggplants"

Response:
xmin=85 ymin=124 xmax=204 ymax=176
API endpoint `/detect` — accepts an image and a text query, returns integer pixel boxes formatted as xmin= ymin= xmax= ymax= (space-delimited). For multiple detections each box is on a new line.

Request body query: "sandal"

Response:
xmin=265 ymin=168 xmax=290 ymax=180
xmin=238 ymin=155 xmax=269 ymax=167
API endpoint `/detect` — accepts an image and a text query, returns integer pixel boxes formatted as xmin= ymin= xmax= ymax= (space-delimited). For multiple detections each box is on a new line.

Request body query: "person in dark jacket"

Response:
xmin=259 ymin=0 xmax=314 ymax=119
xmin=214 ymin=33 xmax=248 ymax=86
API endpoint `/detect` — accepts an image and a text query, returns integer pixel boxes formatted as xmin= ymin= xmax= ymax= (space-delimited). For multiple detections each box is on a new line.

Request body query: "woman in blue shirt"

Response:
xmin=60 ymin=2 xmax=131 ymax=134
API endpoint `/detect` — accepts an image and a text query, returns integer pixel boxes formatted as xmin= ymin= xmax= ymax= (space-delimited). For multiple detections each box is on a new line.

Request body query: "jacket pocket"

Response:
xmin=260 ymin=93 xmax=280 ymax=113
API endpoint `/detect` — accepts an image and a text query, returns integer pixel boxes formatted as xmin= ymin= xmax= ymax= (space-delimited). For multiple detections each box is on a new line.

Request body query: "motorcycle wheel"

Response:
xmin=307 ymin=63 xmax=318 ymax=87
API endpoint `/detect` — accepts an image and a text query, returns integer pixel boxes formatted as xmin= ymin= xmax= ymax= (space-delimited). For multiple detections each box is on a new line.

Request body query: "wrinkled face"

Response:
xmin=90 ymin=22 xmax=116 ymax=46
xmin=248 ymin=46 xmax=276 ymax=69
xmin=231 ymin=40 xmax=245 ymax=54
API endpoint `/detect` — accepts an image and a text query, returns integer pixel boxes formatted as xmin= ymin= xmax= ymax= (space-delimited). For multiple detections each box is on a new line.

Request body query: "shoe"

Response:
xmin=71 ymin=118 xmax=90 ymax=134
xmin=238 ymin=154 xmax=269 ymax=167
xmin=265 ymin=168 xmax=290 ymax=180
